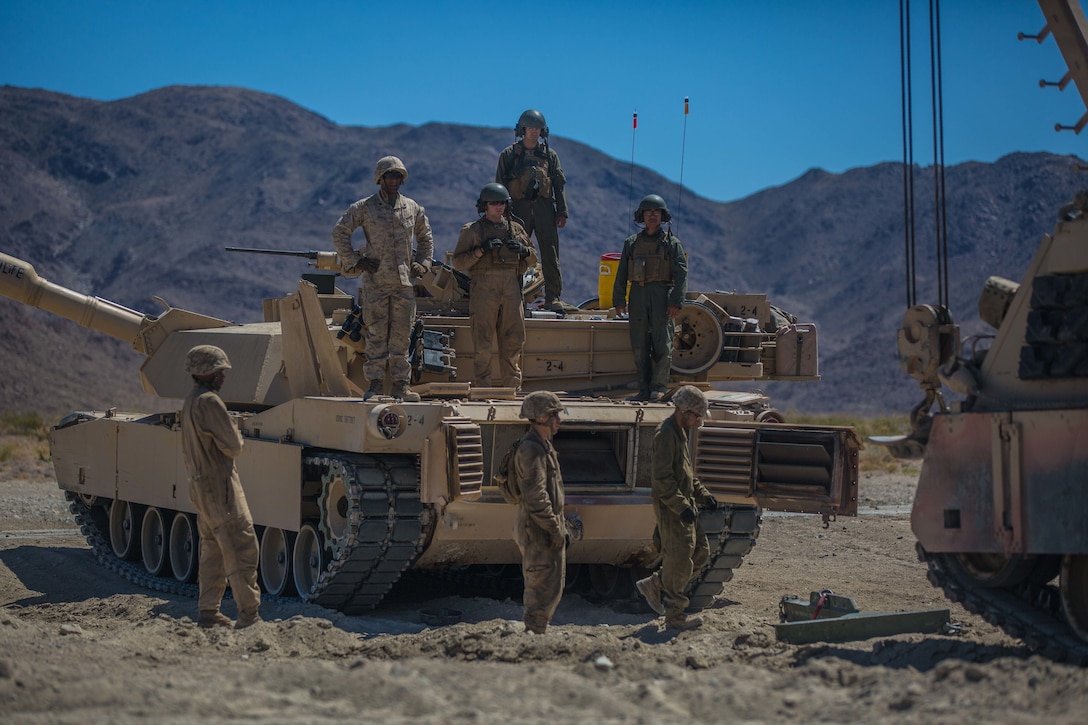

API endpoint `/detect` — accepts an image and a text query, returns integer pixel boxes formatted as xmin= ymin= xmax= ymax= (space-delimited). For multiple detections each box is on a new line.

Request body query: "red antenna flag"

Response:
xmin=633 ymin=111 xmax=638 ymax=129
xmin=684 ymin=96 xmax=689 ymax=115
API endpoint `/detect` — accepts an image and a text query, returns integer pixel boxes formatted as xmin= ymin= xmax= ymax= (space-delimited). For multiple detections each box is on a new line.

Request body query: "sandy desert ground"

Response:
xmin=2 ymin=434 xmax=1087 ymax=724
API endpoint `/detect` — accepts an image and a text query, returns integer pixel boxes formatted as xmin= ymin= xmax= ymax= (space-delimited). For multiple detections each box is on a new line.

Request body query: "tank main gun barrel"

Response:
xmin=224 ymin=246 xmax=341 ymax=272
xmin=0 ymin=251 xmax=148 ymax=348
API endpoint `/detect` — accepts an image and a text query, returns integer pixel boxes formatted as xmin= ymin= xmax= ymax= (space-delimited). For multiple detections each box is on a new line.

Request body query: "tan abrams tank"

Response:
xmin=0 ymin=250 xmax=858 ymax=612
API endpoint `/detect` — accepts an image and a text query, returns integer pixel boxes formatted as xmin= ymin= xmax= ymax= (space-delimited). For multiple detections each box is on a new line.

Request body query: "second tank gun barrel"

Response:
xmin=224 ymin=246 xmax=342 ymax=272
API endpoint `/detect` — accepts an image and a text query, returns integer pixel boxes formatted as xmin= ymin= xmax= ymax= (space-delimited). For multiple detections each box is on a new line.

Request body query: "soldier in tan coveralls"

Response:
xmin=180 ymin=345 xmax=261 ymax=629
xmin=451 ymin=182 xmax=536 ymax=389
xmin=495 ymin=110 xmax=569 ymax=312
xmin=332 ymin=156 xmax=434 ymax=402
xmin=514 ymin=391 xmax=568 ymax=634
xmin=636 ymin=385 xmax=720 ymax=631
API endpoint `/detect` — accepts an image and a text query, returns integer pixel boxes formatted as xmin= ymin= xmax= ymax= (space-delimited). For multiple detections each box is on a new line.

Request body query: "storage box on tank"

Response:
xmin=773 ymin=324 xmax=818 ymax=379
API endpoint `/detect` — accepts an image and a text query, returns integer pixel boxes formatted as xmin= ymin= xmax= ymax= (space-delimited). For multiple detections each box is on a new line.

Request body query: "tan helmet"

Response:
xmin=374 ymin=156 xmax=408 ymax=184
xmin=185 ymin=345 xmax=232 ymax=376
xmin=672 ymin=385 xmax=709 ymax=416
xmin=520 ymin=391 xmax=564 ymax=420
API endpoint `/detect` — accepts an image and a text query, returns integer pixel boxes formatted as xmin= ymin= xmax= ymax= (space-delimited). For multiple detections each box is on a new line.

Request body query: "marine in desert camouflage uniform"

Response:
xmin=451 ymin=182 xmax=536 ymax=388
xmin=332 ymin=156 xmax=434 ymax=402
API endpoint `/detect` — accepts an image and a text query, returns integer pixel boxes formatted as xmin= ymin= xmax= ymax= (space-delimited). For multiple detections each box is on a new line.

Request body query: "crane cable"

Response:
xmin=628 ymin=111 xmax=638 ymax=234
xmin=900 ymin=0 xmax=950 ymax=310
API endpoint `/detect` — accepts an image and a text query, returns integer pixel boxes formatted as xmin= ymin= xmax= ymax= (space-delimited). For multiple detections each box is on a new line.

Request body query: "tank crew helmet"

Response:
xmin=671 ymin=385 xmax=709 ymax=417
xmin=520 ymin=390 xmax=564 ymax=421
xmin=515 ymin=109 xmax=549 ymax=139
xmin=635 ymin=194 xmax=672 ymax=224
xmin=374 ymin=155 xmax=408 ymax=184
xmin=185 ymin=345 xmax=232 ymax=377
xmin=476 ymin=182 xmax=512 ymax=214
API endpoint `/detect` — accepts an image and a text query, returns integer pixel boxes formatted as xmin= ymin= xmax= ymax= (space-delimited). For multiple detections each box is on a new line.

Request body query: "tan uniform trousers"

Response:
xmin=469 ymin=267 xmax=525 ymax=388
xmin=514 ymin=513 xmax=565 ymax=633
xmin=190 ymin=473 xmax=261 ymax=617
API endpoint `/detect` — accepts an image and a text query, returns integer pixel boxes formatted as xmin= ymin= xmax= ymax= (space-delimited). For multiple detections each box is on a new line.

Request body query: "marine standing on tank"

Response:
xmin=180 ymin=344 xmax=262 ymax=630
xmin=452 ymin=183 xmax=537 ymax=389
xmin=636 ymin=385 xmax=719 ymax=631
xmin=514 ymin=391 xmax=568 ymax=634
xmin=495 ymin=109 xmax=569 ymax=312
xmin=613 ymin=194 xmax=688 ymax=401
xmin=332 ymin=155 xmax=434 ymax=402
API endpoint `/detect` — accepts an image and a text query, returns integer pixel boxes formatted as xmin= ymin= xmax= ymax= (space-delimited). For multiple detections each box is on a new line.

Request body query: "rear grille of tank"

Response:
xmin=445 ymin=418 xmax=484 ymax=498
xmin=694 ymin=424 xmax=838 ymax=501
xmin=693 ymin=425 xmax=756 ymax=495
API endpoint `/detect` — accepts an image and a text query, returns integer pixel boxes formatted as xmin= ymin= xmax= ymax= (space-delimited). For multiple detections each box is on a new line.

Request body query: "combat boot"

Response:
xmin=524 ymin=614 xmax=548 ymax=634
xmin=364 ymin=379 xmax=383 ymax=400
xmin=235 ymin=610 xmax=262 ymax=629
xmin=198 ymin=610 xmax=234 ymax=629
xmin=391 ymin=381 xmax=420 ymax=402
xmin=636 ymin=575 xmax=666 ymax=615
xmin=665 ymin=613 xmax=704 ymax=631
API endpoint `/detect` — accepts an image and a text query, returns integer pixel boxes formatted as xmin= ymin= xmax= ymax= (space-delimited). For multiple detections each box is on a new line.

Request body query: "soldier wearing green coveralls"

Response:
xmin=495 ymin=109 xmax=569 ymax=311
xmin=636 ymin=385 xmax=720 ymax=631
xmin=613 ymin=194 xmax=688 ymax=401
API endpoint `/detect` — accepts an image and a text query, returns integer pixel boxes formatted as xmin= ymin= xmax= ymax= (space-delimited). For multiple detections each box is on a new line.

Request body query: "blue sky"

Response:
xmin=2 ymin=0 xmax=1085 ymax=203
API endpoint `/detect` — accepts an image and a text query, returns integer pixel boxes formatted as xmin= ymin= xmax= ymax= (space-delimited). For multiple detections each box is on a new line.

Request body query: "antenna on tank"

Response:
xmin=629 ymin=110 xmax=638 ymax=233
xmin=676 ymin=96 xmax=690 ymax=236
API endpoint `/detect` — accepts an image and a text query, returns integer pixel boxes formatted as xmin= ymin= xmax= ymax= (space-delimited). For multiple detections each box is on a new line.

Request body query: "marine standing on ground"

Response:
xmin=452 ymin=183 xmax=537 ymax=389
xmin=180 ymin=344 xmax=262 ymax=630
xmin=613 ymin=194 xmax=688 ymax=401
xmin=495 ymin=109 xmax=569 ymax=311
xmin=513 ymin=391 xmax=568 ymax=634
xmin=636 ymin=385 xmax=719 ymax=631
xmin=331 ymin=155 xmax=434 ymax=402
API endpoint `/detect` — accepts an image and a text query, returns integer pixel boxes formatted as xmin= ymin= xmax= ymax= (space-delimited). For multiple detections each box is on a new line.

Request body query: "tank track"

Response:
xmin=919 ymin=544 xmax=1088 ymax=665
xmin=687 ymin=503 xmax=762 ymax=610
xmin=67 ymin=493 xmax=206 ymax=601
xmin=302 ymin=453 xmax=434 ymax=615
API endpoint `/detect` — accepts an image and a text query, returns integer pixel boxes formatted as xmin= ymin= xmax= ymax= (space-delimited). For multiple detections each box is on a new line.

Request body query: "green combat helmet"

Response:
xmin=519 ymin=391 xmax=564 ymax=420
xmin=635 ymin=194 xmax=672 ymax=223
xmin=476 ymin=182 xmax=511 ymax=213
xmin=374 ymin=156 xmax=409 ymax=184
xmin=515 ymin=109 xmax=549 ymax=139
xmin=185 ymin=345 xmax=232 ymax=376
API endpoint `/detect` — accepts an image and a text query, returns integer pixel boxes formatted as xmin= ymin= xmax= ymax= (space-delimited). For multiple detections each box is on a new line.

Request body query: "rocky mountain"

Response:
xmin=2 ymin=85 xmax=1085 ymax=418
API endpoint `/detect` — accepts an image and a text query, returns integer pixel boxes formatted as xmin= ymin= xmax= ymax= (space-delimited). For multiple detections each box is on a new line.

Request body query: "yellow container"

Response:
xmin=598 ymin=252 xmax=623 ymax=309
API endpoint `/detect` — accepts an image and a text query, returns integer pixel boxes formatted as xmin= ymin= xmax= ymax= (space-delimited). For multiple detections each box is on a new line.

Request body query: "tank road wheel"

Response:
xmin=588 ymin=564 xmax=634 ymax=600
xmin=942 ymin=552 xmax=1041 ymax=588
xmin=1060 ymin=555 xmax=1088 ymax=644
xmin=108 ymin=500 xmax=144 ymax=561
xmin=140 ymin=506 xmax=173 ymax=577
xmin=168 ymin=512 xmax=199 ymax=583
xmin=671 ymin=301 xmax=725 ymax=376
xmin=260 ymin=527 xmax=297 ymax=597
xmin=293 ymin=523 xmax=327 ymax=601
